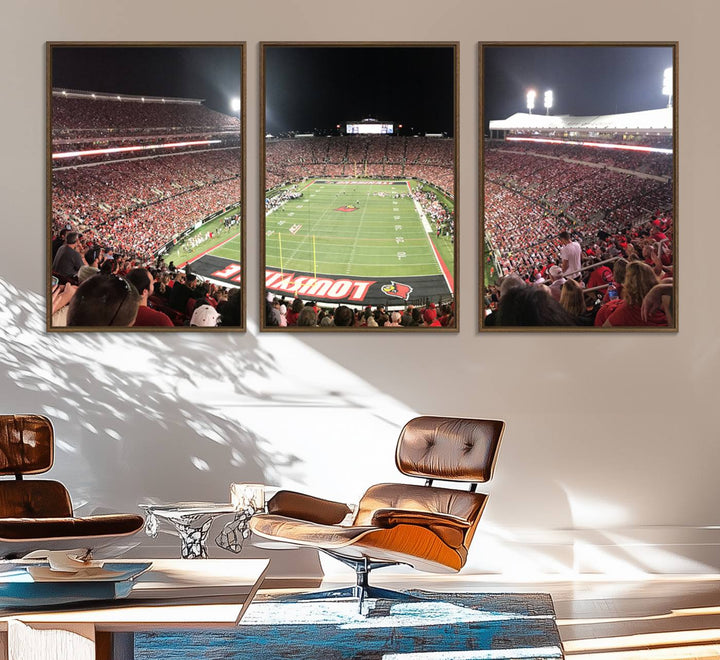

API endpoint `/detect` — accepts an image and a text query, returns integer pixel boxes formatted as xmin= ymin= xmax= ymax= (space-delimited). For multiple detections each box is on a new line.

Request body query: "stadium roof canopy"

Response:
xmin=489 ymin=107 xmax=672 ymax=134
xmin=52 ymin=88 xmax=204 ymax=105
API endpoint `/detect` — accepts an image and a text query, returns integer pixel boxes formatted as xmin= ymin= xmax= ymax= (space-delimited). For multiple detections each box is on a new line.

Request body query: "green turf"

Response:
xmin=265 ymin=179 xmax=454 ymax=278
xmin=164 ymin=208 xmax=242 ymax=267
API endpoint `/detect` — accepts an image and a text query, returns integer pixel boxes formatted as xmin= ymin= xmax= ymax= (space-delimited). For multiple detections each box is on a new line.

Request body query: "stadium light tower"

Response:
xmin=230 ymin=97 xmax=241 ymax=114
xmin=662 ymin=67 xmax=673 ymax=108
xmin=526 ymin=89 xmax=536 ymax=114
xmin=544 ymin=90 xmax=553 ymax=115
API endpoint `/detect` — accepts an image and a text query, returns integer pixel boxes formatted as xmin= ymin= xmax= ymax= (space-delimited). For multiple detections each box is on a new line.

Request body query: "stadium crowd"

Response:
xmin=484 ymin=216 xmax=673 ymax=328
xmin=501 ymin=141 xmax=672 ymax=177
xmin=413 ymin=187 xmax=454 ymax=241
xmin=483 ymin=139 xmax=674 ymax=327
xmin=52 ymin=95 xmax=241 ymax=133
xmin=265 ymin=295 xmax=455 ymax=329
xmin=51 ymin=229 xmax=241 ymax=328
xmin=53 ymin=149 xmax=242 ymax=260
xmin=265 ymin=136 xmax=454 ymax=194
xmin=484 ymin=143 xmax=673 ymax=274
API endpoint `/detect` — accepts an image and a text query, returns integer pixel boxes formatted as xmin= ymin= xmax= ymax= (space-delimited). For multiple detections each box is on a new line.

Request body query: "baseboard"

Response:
xmin=119 ymin=526 xmax=720 ymax=580
xmin=464 ymin=526 xmax=720 ymax=575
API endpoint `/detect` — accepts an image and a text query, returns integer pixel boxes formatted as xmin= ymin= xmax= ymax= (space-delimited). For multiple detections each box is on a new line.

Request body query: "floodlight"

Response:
xmin=544 ymin=90 xmax=553 ymax=114
xmin=230 ymin=97 xmax=241 ymax=113
xmin=662 ymin=67 xmax=673 ymax=107
xmin=526 ymin=90 xmax=536 ymax=113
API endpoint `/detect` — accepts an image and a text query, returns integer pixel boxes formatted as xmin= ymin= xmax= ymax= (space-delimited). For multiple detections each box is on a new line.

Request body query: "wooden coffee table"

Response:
xmin=0 ymin=558 xmax=269 ymax=660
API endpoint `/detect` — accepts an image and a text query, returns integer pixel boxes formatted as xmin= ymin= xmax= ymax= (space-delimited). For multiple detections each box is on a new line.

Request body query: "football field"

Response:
xmin=266 ymin=180 xmax=452 ymax=279
xmin=166 ymin=209 xmax=242 ymax=287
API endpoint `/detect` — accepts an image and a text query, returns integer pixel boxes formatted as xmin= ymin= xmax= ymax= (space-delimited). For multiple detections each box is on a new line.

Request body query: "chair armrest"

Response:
xmin=371 ymin=509 xmax=471 ymax=548
xmin=267 ymin=490 xmax=353 ymax=525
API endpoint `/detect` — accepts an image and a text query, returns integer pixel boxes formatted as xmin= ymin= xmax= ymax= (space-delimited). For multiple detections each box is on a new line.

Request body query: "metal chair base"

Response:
xmin=273 ymin=584 xmax=424 ymax=614
xmin=274 ymin=553 xmax=422 ymax=613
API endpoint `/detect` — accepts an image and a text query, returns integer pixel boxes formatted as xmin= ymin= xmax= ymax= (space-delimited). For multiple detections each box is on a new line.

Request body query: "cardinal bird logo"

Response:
xmin=335 ymin=206 xmax=358 ymax=212
xmin=381 ymin=281 xmax=413 ymax=301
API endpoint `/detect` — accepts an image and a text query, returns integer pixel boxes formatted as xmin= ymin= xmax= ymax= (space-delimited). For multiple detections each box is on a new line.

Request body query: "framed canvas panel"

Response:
xmin=261 ymin=43 xmax=458 ymax=331
xmin=47 ymin=43 xmax=245 ymax=331
xmin=480 ymin=43 xmax=677 ymax=331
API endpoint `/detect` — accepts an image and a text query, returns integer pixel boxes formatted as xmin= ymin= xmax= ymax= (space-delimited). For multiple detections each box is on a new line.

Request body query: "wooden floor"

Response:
xmin=280 ymin=573 xmax=720 ymax=659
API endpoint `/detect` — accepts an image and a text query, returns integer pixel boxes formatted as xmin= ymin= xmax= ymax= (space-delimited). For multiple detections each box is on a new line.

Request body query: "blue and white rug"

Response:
xmin=136 ymin=591 xmax=563 ymax=659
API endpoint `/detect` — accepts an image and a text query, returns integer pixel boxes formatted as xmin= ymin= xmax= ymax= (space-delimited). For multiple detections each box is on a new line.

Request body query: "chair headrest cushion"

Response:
xmin=0 ymin=415 xmax=54 ymax=475
xmin=396 ymin=416 xmax=504 ymax=482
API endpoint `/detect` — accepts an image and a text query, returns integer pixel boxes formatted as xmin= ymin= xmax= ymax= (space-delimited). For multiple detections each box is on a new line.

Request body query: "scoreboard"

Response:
xmin=345 ymin=123 xmax=394 ymax=135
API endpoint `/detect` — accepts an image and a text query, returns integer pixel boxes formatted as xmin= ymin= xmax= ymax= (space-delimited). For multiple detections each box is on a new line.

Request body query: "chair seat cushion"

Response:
xmin=370 ymin=509 xmax=470 ymax=548
xmin=250 ymin=513 xmax=465 ymax=572
xmin=0 ymin=514 xmax=145 ymax=541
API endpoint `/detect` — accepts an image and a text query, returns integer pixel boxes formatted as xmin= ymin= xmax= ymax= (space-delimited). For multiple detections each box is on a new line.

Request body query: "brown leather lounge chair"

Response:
xmin=0 ymin=415 xmax=145 ymax=558
xmin=250 ymin=416 xmax=504 ymax=608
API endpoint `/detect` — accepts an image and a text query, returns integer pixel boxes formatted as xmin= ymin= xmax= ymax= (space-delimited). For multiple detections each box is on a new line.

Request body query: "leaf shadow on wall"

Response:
xmin=0 ymin=279 xmax=294 ymax=513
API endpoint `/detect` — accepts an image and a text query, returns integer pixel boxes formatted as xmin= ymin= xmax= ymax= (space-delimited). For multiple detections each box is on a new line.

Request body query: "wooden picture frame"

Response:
xmin=47 ymin=42 xmax=246 ymax=331
xmin=261 ymin=42 xmax=458 ymax=331
xmin=480 ymin=42 xmax=677 ymax=331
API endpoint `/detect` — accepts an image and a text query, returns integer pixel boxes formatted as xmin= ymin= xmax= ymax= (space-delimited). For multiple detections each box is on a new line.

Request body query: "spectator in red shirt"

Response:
xmin=586 ymin=260 xmax=614 ymax=291
xmin=602 ymin=261 xmax=667 ymax=327
xmin=126 ymin=268 xmax=173 ymax=327
xmin=601 ymin=259 xmax=627 ymax=304
xmin=422 ymin=305 xmax=442 ymax=327
xmin=285 ymin=298 xmax=304 ymax=326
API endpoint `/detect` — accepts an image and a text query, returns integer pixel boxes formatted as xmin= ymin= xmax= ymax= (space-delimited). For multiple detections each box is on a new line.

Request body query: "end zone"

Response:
xmin=265 ymin=268 xmax=452 ymax=307
xmin=186 ymin=255 xmax=242 ymax=288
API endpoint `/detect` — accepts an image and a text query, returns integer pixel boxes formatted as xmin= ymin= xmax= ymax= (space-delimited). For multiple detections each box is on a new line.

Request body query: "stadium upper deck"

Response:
xmin=51 ymin=90 xmax=242 ymax=167
xmin=265 ymin=135 xmax=454 ymax=195
xmin=52 ymin=90 xmax=241 ymax=134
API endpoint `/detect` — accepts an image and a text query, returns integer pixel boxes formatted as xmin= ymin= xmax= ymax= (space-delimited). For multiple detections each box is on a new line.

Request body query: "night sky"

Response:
xmin=483 ymin=45 xmax=674 ymax=129
xmin=264 ymin=46 xmax=455 ymax=136
xmin=51 ymin=46 xmax=242 ymax=116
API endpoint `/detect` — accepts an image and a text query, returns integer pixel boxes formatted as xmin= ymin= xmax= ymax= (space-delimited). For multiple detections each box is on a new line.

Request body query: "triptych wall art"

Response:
xmin=46 ymin=42 xmax=676 ymax=333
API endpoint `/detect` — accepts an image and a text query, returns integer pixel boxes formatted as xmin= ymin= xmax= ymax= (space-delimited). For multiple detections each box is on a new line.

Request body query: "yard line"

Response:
xmin=344 ymin=195 xmax=370 ymax=275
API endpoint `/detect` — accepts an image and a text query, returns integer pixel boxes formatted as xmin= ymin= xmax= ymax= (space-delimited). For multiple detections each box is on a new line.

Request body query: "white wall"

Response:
xmin=1 ymin=0 xmax=719 ymax=577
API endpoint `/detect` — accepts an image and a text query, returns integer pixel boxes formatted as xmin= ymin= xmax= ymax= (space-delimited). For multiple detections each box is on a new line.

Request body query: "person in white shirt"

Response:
xmin=558 ymin=231 xmax=582 ymax=281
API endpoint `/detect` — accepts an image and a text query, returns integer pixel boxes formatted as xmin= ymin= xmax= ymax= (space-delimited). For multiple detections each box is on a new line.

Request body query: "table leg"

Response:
xmin=7 ymin=620 xmax=95 ymax=660
xmin=169 ymin=518 xmax=213 ymax=559
xmin=143 ymin=513 xmax=158 ymax=538
xmin=96 ymin=632 xmax=134 ymax=660
xmin=215 ymin=507 xmax=256 ymax=554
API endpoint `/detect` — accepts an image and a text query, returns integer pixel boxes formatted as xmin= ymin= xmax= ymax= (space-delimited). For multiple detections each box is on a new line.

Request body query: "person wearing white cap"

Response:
xmin=190 ymin=304 xmax=220 ymax=327
xmin=547 ymin=265 xmax=566 ymax=302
